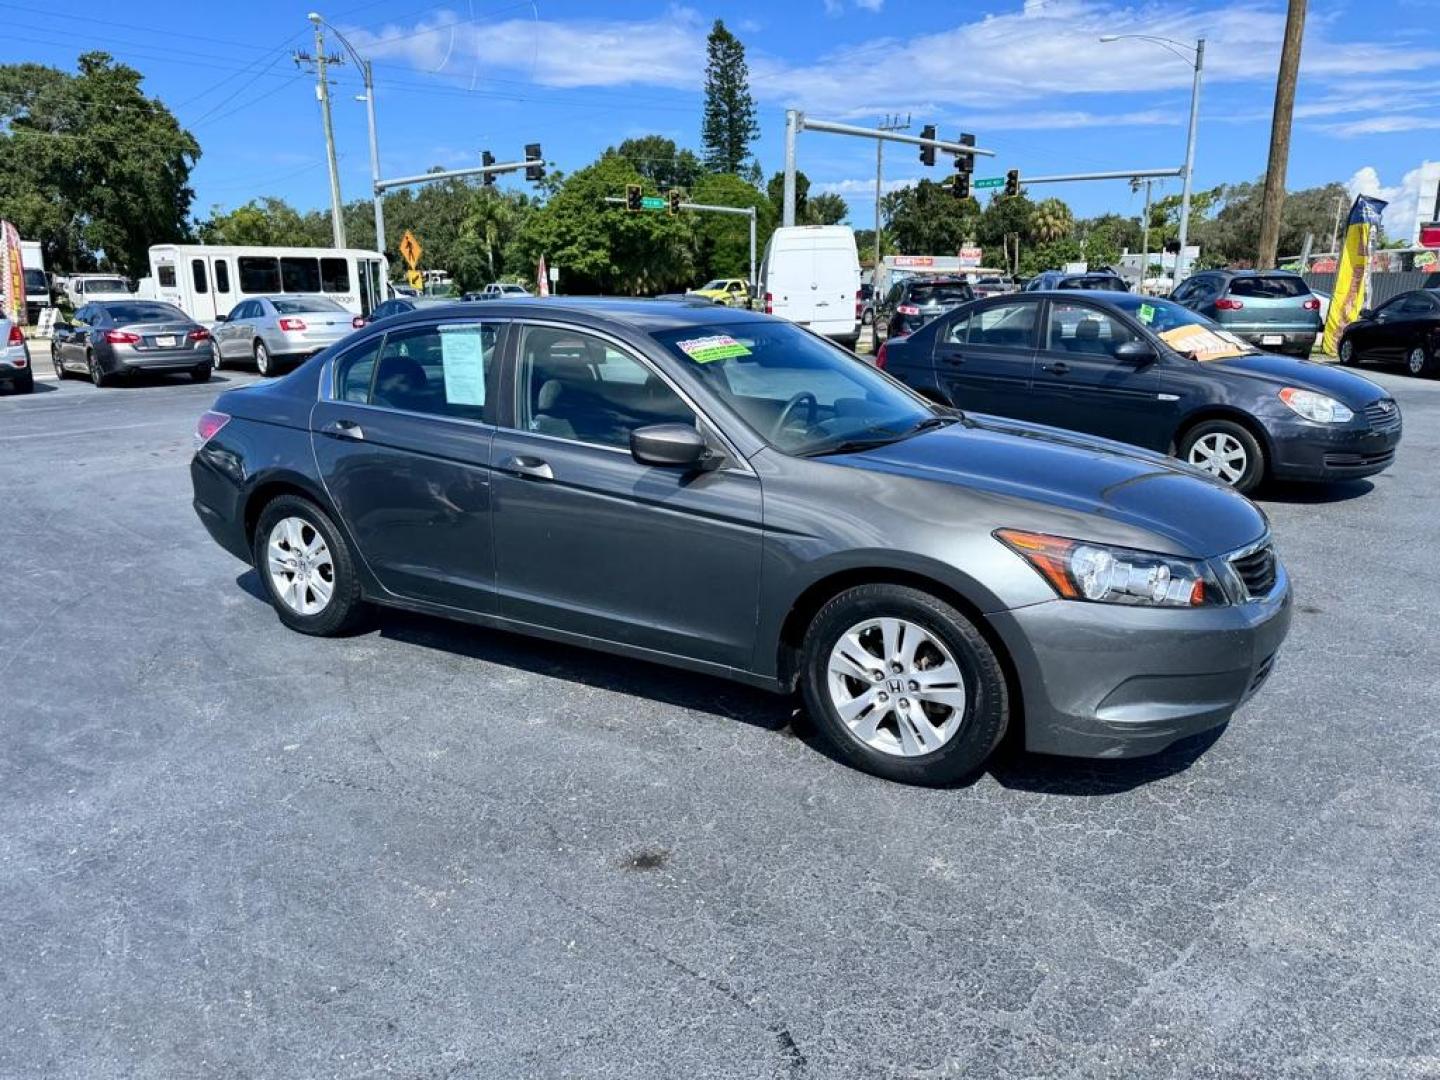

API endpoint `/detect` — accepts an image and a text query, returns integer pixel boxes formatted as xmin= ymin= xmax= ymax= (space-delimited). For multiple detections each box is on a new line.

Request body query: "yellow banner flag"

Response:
xmin=1322 ymin=195 xmax=1386 ymax=355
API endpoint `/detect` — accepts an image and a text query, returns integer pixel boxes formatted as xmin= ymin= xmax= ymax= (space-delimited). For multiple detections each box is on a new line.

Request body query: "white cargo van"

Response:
xmin=19 ymin=240 xmax=51 ymax=320
xmin=758 ymin=226 xmax=861 ymax=345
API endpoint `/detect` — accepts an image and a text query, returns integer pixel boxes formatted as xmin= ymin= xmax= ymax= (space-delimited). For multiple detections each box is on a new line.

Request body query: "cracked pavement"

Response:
xmin=1 ymin=363 xmax=1437 ymax=1078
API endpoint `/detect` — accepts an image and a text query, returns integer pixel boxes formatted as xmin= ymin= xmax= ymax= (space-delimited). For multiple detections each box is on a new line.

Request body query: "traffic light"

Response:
xmin=668 ymin=189 xmax=682 ymax=215
xmin=481 ymin=150 xmax=495 ymax=186
xmin=625 ymin=184 xmax=643 ymax=212
xmin=1004 ymin=169 xmax=1020 ymax=198
xmin=919 ymin=124 xmax=936 ymax=167
xmin=524 ymin=143 xmax=544 ymax=182
xmin=955 ymin=132 xmax=975 ymax=174
xmin=953 ymin=173 xmax=970 ymax=201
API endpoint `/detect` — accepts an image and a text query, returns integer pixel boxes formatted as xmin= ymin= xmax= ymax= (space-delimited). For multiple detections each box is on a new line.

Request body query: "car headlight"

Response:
xmin=995 ymin=530 xmax=1224 ymax=608
xmin=1279 ymin=387 xmax=1353 ymax=423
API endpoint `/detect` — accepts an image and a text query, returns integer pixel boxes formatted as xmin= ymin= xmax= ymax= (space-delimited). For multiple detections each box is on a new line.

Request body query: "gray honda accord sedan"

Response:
xmin=191 ymin=299 xmax=1291 ymax=785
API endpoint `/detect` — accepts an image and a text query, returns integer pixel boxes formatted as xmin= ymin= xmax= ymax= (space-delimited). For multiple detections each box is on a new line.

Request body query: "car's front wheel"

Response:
xmin=254 ymin=340 xmax=273 ymax=376
xmin=1406 ymin=343 xmax=1434 ymax=378
xmin=800 ymin=584 xmax=1008 ymax=786
xmin=1179 ymin=420 xmax=1265 ymax=494
xmin=252 ymin=494 xmax=367 ymax=636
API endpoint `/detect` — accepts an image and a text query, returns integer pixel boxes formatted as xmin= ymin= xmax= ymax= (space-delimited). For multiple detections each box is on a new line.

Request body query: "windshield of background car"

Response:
xmin=104 ymin=302 xmax=187 ymax=323
xmin=651 ymin=321 xmax=934 ymax=456
xmin=272 ymin=297 xmax=348 ymax=314
xmin=24 ymin=269 xmax=46 ymax=291
xmin=1063 ymin=276 xmax=1124 ymax=290
xmin=697 ymin=280 xmax=727 ymax=291
xmin=86 ymin=278 xmax=129 ymax=292
xmin=1227 ymin=275 xmax=1310 ymax=299
xmin=908 ymin=282 xmax=973 ymax=304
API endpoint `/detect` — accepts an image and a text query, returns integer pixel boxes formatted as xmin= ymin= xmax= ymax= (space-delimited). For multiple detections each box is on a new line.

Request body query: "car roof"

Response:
xmin=1210 ymin=268 xmax=1303 ymax=278
xmin=1006 ymin=289 xmax=1136 ymax=302
xmin=905 ymin=276 xmax=971 ymax=286
xmin=372 ymin=296 xmax=774 ymax=333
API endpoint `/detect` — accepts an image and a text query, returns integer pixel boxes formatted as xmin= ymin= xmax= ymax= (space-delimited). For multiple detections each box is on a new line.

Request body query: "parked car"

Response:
xmin=392 ymin=284 xmax=420 ymax=298
xmin=63 ymin=274 xmax=133 ymax=306
xmin=970 ymin=275 xmax=1016 ymax=299
xmin=192 ymin=297 xmax=1291 ymax=786
xmin=1 ymin=316 xmax=33 ymax=394
xmin=359 ymin=296 xmax=452 ymax=325
xmin=470 ymin=282 xmax=531 ymax=300
xmin=758 ymin=225 xmax=861 ymax=346
xmin=1337 ymin=289 xmax=1440 ymax=377
xmin=51 ymin=300 xmax=213 ymax=386
xmin=878 ymin=276 xmax=975 ymax=340
xmin=858 ymin=283 xmax=875 ymax=327
xmin=211 ymin=295 xmax=363 ymax=376
xmin=687 ymin=278 xmax=750 ymax=307
xmin=1169 ymin=270 xmax=1321 ymax=357
xmin=1024 ymin=270 xmax=1130 ymax=293
xmin=875 ymin=291 xmax=1400 ymax=494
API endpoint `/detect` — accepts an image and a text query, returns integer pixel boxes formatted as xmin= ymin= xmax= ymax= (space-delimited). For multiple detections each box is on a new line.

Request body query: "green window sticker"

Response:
xmin=675 ymin=334 xmax=751 ymax=363
xmin=1138 ymin=303 xmax=1156 ymax=324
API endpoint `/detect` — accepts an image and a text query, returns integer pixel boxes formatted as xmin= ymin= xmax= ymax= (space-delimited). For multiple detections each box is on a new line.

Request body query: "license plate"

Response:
xmin=155 ymin=335 xmax=177 ymax=347
xmin=1261 ymin=334 xmax=1283 ymax=345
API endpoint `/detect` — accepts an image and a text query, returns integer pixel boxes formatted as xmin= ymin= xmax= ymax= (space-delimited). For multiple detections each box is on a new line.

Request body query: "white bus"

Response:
xmin=145 ymin=244 xmax=390 ymax=322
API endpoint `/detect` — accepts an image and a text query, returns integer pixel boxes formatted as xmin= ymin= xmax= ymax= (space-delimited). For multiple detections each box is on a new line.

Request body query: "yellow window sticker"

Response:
xmin=675 ymin=334 xmax=751 ymax=363
xmin=1157 ymin=323 xmax=1253 ymax=362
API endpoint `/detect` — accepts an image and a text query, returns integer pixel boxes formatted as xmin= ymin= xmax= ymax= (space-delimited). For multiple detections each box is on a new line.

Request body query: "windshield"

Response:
xmin=272 ymin=297 xmax=347 ymax=314
xmin=500 ymin=284 xmax=527 ymax=293
xmin=84 ymin=278 xmax=129 ymax=293
xmin=696 ymin=280 xmax=727 ymax=291
xmin=1110 ymin=294 xmax=1256 ymax=344
xmin=651 ymin=321 xmax=936 ymax=456
xmin=23 ymin=268 xmax=47 ymax=291
xmin=103 ymin=302 xmax=187 ymax=323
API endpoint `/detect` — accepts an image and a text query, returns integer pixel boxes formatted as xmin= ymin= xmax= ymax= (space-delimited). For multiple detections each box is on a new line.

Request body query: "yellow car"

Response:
xmin=686 ymin=278 xmax=751 ymax=307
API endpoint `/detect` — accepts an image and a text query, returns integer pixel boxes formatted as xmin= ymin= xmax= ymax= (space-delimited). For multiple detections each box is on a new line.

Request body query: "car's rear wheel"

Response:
xmin=87 ymin=351 xmax=109 ymax=388
xmin=800 ymin=584 xmax=1008 ymax=786
xmin=1179 ymin=420 xmax=1265 ymax=494
xmin=1339 ymin=337 xmax=1357 ymax=366
xmin=252 ymin=495 xmax=366 ymax=636
xmin=1406 ymin=344 xmax=1434 ymax=378
xmin=254 ymin=340 xmax=273 ymax=377
xmin=51 ymin=347 xmax=66 ymax=380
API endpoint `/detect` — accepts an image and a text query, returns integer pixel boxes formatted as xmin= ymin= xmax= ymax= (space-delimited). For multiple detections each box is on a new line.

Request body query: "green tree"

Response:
xmin=700 ymin=20 xmax=758 ymax=177
xmin=767 ymin=170 xmax=810 ymax=224
xmin=196 ymin=197 xmax=328 ymax=247
xmin=806 ymin=193 xmax=849 ymax=227
xmin=1075 ymin=212 xmax=1142 ymax=268
xmin=0 ymin=52 xmax=199 ymax=276
xmin=612 ymin=135 xmax=702 ymax=192
xmin=689 ymin=172 xmax=773 ymax=281
xmin=1194 ymin=178 xmax=1346 ymax=266
xmin=883 ymin=180 xmax=980 ymax=255
xmin=975 ymin=192 xmax=1036 ymax=275
xmin=1030 ymin=198 xmax=1074 ymax=244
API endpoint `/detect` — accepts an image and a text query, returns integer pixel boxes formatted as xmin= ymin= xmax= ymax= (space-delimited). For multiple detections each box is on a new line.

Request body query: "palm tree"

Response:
xmin=1030 ymin=198 xmax=1074 ymax=244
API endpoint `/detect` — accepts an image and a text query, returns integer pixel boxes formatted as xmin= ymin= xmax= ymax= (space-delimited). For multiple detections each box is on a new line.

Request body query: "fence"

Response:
xmin=1300 ymin=270 xmax=1435 ymax=308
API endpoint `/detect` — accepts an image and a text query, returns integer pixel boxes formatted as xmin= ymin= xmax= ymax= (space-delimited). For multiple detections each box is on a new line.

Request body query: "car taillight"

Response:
xmin=104 ymin=330 xmax=140 ymax=344
xmin=1301 ymin=298 xmax=1320 ymax=311
xmin=764 ymin=292 xmax=773 ymax=315
xmin=194 ymin=410 xmax=230 ymax=448
xmin=352 ymin=316 xmax=366 ymax=328
xmin=1214 ymin=298 xmax=1244 ymax=310
xmin=278 ymin=317 xmax=307 ymax=331
xmin=7 ymin=323 xmax=22 ymax=345
xmin=874 ymin=341 xmax=889 ymax=370
xmin=187 ymin=327 xmax=211 ymax=341
xmin=897 ymin=304 xmax=921 ymax=316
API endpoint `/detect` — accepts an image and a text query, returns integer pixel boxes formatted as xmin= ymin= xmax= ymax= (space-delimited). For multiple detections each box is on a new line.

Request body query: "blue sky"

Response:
xmin=5 ymin=0 xmax=1439 ymax=244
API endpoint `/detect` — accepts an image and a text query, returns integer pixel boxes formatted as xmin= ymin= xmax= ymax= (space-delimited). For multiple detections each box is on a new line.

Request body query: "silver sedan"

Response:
xmin=212 ymin=296 xmax=362 ymax=377
xmin=51 ymin=300 xmax=214 ymax=387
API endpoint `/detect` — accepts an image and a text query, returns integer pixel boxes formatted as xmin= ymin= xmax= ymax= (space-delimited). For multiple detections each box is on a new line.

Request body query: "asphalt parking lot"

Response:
xmin=2 ymin=359 xmax=1438 ymax=1079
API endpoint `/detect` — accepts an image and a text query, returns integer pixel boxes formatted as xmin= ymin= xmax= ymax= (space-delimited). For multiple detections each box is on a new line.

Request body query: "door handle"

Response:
xmin=320 ymin=418 xmax=365 ymax=440
xmin=502 ymin=455 xmax=554 ymax=480
xmin=941 ymin=353 xmax=966 ymax=366
xmin=1042 ymin=361 xmax=1071 ymax=375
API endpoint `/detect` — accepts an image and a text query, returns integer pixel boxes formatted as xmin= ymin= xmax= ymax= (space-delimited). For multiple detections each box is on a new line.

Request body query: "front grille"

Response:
xmin=1364 ymin=398 xmax=1402 ymax=433
xmin=1230 ymin=544 xmax=1278 ymax=600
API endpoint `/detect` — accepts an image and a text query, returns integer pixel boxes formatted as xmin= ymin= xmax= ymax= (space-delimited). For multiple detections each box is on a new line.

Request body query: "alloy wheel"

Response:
xmin=826 ymin=617 xmax=967 ymax=757
xmin=1339 ymin=339 xmax=1353 ymax=365
xmin=1408 ymin=346 xmax=1427 ymax=376
xmin=1188 ymin=432 xmax=1248 ymax=485
xmin=266 ymin=517 xmax=335 ymax=616
xmin=255 ymin=342 xmax=270 ymax=375
xmin=52 ymin=348 xmax=64 ymax=380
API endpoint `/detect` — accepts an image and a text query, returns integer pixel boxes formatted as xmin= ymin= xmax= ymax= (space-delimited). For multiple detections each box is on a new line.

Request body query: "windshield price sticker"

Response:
xmin=675 ymin=334 xmax=751 ymax=363
xmin=1138 ymin=303 xmax=1156 ymax=324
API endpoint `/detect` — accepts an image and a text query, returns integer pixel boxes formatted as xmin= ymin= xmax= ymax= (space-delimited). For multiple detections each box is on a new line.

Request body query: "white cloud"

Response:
xmin=813 ymin=176 xmax=918 ymax=197
xmin=1347 ymin=162 xmax=1440 ymax=243
xmin=854 ymin=0 xmax=885 ymax=11
xmin=962 ymin=108 xmax=1178 ymax=130
xmin=1322 ymin=114 xmax=1440 ymax=138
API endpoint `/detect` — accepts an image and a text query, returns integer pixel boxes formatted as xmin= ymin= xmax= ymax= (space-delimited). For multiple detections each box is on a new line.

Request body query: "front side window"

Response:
xmin=320 ymin=258 xmax=350 ymax=292
xmin=280 ymin=257 xmax=321 ymax=293
xmin=239 ymin=257 xmax=280 ymax=294
xmin=1048 ymin=302 xmax=1140 ymax=358
xmin=335 ymin=336 xmax=384 ymax=403
xmin=948 ymin=301 xmax=1039 ymax=349
xmin=651 ymin=320 xmax=934 ymax=457
xmin=192 ymin=259 xmax=208 ymax=294
xmin=367 ymin=322 xmax=500 ymax=423
xmin=519 ymin=327 xmax=693 ymax=448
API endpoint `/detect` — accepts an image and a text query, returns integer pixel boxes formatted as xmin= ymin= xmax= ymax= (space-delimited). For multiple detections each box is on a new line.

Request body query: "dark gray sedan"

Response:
xmin=52 ymin=300 xmax=214 ymax=386
xmin=191 ymin=299 xmax=1291 ymax=786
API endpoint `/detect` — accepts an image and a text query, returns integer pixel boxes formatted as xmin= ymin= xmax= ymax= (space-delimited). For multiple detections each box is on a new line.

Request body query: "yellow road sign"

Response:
xmin=399 ymin=230 xmax=423 ymax=269
xmin=406 ymin=269 xmax=423 ymax=290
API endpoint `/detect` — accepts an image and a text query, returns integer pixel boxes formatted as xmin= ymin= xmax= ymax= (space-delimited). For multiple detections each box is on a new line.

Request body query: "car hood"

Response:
xmin=823 ymin=416 xmax=1267 ymax=559
xmin=1209 ymin=352 xmax=1387 ymax=406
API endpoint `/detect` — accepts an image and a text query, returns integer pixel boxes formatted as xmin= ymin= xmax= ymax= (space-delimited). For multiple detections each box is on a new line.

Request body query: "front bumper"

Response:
xmin=987 ymin=567 xmax=1293 ymax=759
xmin=1267 ymin=412 xmax=1401 ymax=481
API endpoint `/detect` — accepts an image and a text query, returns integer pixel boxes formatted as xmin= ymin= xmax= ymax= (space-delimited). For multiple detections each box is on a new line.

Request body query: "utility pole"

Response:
xmin=1133 ymin=177 xmax=1155 ymax=292
xmin=874 ymin=114 xmax=909 ymax=269
xmin=300 ymin=14 xmax=346 ymax=248
xmin=1256 ymin=0 xmax=1306 ymax=269
xmin=1328 ymin=191 xmax=1346 ymax=254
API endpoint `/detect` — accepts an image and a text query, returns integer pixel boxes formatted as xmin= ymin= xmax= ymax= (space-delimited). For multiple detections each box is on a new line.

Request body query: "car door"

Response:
xmin=216 ymin=301 xmax=250 ymax=360
xmin=489 ymin=322 xmax=764 ymax=669
xmin=310 ymin=319 xmax=504 ymax=613
xmin=1029 ymin=299 xmax=1170 ymax=450
xmin=1379 ymin=291 xmax=1437 ymax=359
xmin=1362 ymin=294 xmax=1415 ymax=360
xmin=60 ymin=305 xmax=92 ymax=366
xmin=931 ymin=298 xmax=1042 ymax=418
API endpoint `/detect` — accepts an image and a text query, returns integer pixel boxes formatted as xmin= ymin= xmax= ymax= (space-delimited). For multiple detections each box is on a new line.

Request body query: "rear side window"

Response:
xmin=239 ymin=257 xmax=280 ymax=294
xmin=368 ymin=323 xmax=501 ymax=423
xmin=1227 ymin=276 xmax=1309 ymax=299
xmin=321 ymin=258 xmax=350 ymax=292
xmin=948 ymin=301 xmax=1039 ymax=348
xmin=280 ymin=257 xmax=321 ymax=293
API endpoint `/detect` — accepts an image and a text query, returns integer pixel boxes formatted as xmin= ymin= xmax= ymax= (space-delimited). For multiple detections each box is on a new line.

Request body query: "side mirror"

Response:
xmin=214 ymin=314 xmax=229 ymax=323
xmin=1114 ymin=339 xmax=1156 ymax=364
xmin=1358 ymin=308 xmax=1374 ymax=320
xmin=630 ymin=423 xmax=713 ymax=469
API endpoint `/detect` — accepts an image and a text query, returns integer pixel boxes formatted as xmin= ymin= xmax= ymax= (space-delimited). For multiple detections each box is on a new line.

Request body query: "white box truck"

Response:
xmin=758 ymin=226 xmax=861 ymax=346
xmin=19 ymin=240 xmax=51 ymax=321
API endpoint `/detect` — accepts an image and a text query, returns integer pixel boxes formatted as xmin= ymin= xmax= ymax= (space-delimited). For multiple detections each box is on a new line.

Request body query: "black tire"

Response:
xmin=1177 ymin=419 xmax=1265 ymax=495
xmin=1338 ymin=336 xmax=1358 ymax=366
xmin=51 ymin=346 xmax=67 ymax=380
xmin=212 ymin=350 xmax=225 ymax=372
xmin=191 ymin=364 xmax=212 ymax=383
xmin=14 ymin=368 xmax=34 ymax=394
xmin=1405 ymin=342 xmax=1435 ymax=378
xmin=87 ymin=351 xmax=109 ymax=388
xmin=251 ymin=494 xmax=367 ymax=636
xmin=800 ymin=584 xmax=1008 ymax=786
xmin=254 ymin=340 xmax=273 ymax=377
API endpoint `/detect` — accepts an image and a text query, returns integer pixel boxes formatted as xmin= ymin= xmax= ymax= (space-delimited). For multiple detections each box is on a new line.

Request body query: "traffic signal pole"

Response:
xmin=375 ymin=155 xmax=543 ymax=192
xmin=605 ymin=197 xmax=759 ymax=292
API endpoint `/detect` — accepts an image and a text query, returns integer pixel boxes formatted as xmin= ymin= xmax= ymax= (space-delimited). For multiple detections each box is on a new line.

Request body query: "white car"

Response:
xmin=471 ymin=282 xmax=532 ymax=300
xmin=1 ymin=317 xmax=34 ymax=394
xmin=211 ymin=295 xmax=362 ymax=377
